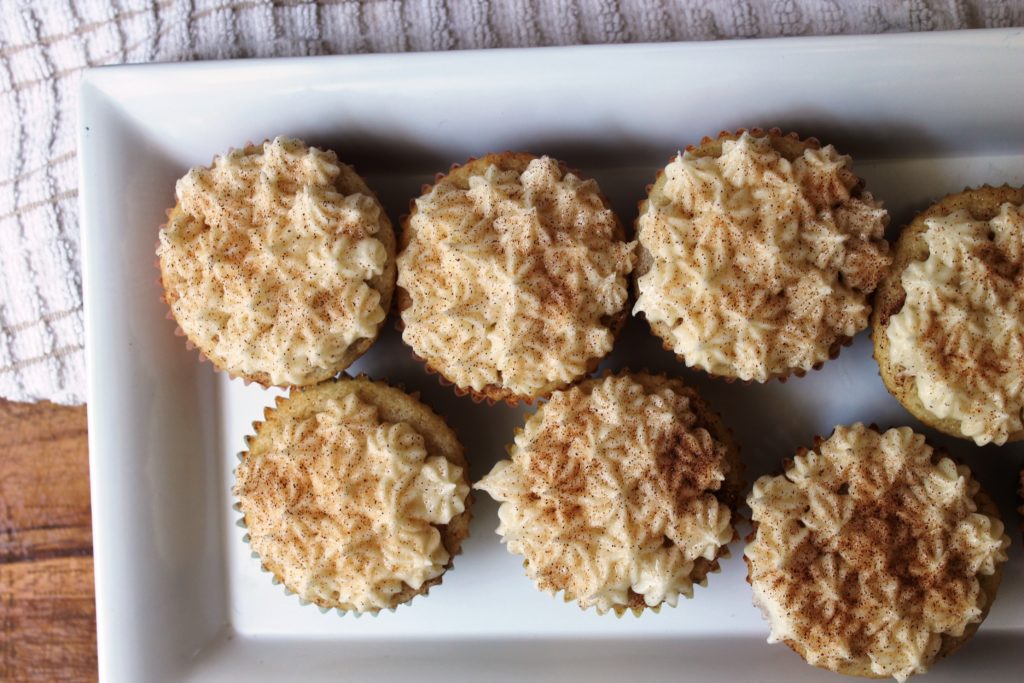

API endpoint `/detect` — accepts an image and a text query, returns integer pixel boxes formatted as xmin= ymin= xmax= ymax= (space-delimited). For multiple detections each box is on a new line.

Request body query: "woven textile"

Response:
xmin=1 ymin=0 xmax=1020 ymax=405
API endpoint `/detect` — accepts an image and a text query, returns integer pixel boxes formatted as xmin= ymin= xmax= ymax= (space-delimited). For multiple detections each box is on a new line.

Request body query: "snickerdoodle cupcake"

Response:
xmin=475 ymin=371 xmax=741 ymax=615
xmin=233 ymin=375 xmax=471 ymax=614
xmin=158 ymin=137 xmax=396 ymax=387
xmin=396 ymin=152 xmax=635 ymax=404
xmin=745 ymin=424 xmax=1010 ymax=681
xmin=634 ymin=129 xmax=891 ymax=382
xmin=873 ymin=186 xmax=1024 ymax=446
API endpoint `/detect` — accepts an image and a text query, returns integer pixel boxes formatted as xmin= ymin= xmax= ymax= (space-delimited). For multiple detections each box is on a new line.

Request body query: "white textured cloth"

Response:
xmin=1 ymin=0 xmax=1020 ymax=405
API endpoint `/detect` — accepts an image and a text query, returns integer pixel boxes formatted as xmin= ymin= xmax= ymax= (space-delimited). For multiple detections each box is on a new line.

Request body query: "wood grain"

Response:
xmin=0 ymin=399 xmax=96 ymax=682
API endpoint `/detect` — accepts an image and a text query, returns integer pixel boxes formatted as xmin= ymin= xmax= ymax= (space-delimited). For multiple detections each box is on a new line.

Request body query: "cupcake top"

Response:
xmin=158 ymin=137 xmax=394 ymax=386
xmin=476 ymin=372 xmax=737 ymax=614
xmin=745 ymin=424 xmax=1009 ymax=681
xmin=397 ymin=153 xmax=634 ymax=400
xmin=234 ymin=378 xmax=470 ymax=613
xmin=634 ymin=131 xmax=890 ymax=381
xmin=884 ymin=201 xmax=1024 ymax=446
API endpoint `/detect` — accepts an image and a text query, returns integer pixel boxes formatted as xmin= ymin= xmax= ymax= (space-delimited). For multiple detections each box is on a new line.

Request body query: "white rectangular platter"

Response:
xmin=80 ymin=29 xmax=1024 ymax=682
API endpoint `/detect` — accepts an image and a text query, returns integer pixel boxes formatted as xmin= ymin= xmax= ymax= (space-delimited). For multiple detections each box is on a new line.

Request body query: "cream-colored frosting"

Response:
xmin=476 ymin=374 xmax=733 ymax=613
xmin=634 ymin=133 xmax=890 ymax=381
xmin=887 ymin=203 xmax=1024 ymax=446
xmin=234 ymin=392 xmax=469 ymax=612
xmin=158 ymin=137 xmax=388 ymax=385
xmin=397 ymin=157 xmax=635 ymax=397
xmin=746 ymin=424 xmax=1009 ymax=681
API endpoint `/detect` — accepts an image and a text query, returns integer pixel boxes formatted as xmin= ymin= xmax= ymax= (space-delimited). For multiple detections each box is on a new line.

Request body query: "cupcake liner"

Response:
xmin=564 ymin=586 xmax=661 ymax=619
xmin=232 ymin=374 xmax=471 ymax=617
xmin=634 ymin=127 xmax=881 ymax=384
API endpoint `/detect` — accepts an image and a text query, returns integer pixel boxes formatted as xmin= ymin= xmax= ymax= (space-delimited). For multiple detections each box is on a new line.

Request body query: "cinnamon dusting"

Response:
xmin=476 ymin=372 xmax=735 ymax=614
xmin=886 ymin=202 xmax=1024 ymax=445
xmin=234 ymin=385 xmax=469 ymax=613
xmin=158 ymin=137 xmax=390 ymax=386
xmin=634 ymin=131 xmax=890 ymax=381
xmin=745 ymin=424 xmax=1009 ymax=681
xmin=397 ymin=154 xmax=635 ymax=398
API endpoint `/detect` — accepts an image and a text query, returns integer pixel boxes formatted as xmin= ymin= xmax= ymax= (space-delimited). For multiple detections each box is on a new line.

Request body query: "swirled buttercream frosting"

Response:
xmin=886 ymin=203 xmax=1024 ymax=446
xmin=234 ymin=383 xmax=469 ymax=613
xmin=397 ymin=154 xmax=635 ymax=398
xmin=634 ymin=132 xmax=890 ymax=381
xmin=158 ymin=137 xmax=391 ymax=386
xmin=746 ymin=424 xmax=1009 ymax=681
xmin=476 ymin=372 xmax=735 ymax=614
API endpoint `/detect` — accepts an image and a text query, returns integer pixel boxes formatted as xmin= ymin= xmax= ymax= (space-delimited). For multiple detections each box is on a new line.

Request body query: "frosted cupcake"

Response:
xmin=746 ymin=424 xmax=1009 ymax=680
xmin=873 ymin=186 xmax=1024 ymax=446
xmin=158 ymin=137 xmax=395 ymax=387
xmin=233 ymin=376 xmax=471 ymax=613
xmin=396 ymin=152 xmax=635 ymax=404
xmin=634 ymin=129 xmax=890 ymax=382
xmin=476 ymin=371 xmax=740 ymax=615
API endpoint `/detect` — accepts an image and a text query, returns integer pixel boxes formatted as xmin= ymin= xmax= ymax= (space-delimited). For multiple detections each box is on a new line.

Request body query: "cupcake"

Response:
xmin=233 ymin=375 xmax=471 ymax=614
xmin=872 ymin=186 xmax=1024 ymax=446
xmin=745 ymin=424 xmax=1010 ymax=681
xmin=475 ymin=371 xmax=741 ymax=615
xmin=158 ymin=137 xmax=396 ymax=387
xmin=396 ymin=152 xmax=635 ymax=404
xmin=633 ymin=128 xmax=891 ymax=382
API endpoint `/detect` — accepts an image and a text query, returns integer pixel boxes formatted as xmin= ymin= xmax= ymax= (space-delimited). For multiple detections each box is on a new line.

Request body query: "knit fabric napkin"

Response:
xmin=1 ymin=0 xmax=1019 ymax=405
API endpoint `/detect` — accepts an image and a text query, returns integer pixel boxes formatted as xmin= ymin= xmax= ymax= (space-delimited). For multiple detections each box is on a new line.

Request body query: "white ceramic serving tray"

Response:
xmin=80 ymin=29 xmax=1024 ymax=682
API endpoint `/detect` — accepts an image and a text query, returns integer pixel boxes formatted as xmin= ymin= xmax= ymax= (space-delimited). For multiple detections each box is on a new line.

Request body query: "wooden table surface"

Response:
xmin=0 ymin=399 xmax=96 ymax=682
